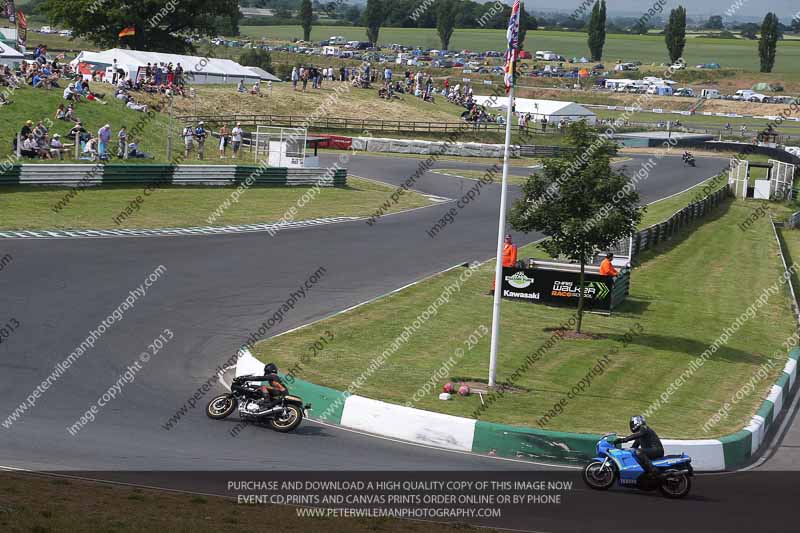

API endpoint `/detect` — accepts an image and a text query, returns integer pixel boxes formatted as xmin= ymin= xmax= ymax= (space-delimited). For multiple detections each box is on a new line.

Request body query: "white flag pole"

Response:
xmin=488 ymin=85 xmax=516 ymax=387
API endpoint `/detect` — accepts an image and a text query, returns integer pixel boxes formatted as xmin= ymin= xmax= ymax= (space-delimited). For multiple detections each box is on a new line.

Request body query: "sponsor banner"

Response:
xmin=500 ymin=267 xmax=613 ymax=311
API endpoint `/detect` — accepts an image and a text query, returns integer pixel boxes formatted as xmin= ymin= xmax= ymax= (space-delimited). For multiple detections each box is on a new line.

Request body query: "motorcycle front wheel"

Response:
xmin=206 ymin=394 xmax=237 ymax=420
xmin=582 ymin=461 xmax=616 ymax=490
xmin=659 ymin=472 xmax=691 ymax=499
xmin=268 ymin=404 xmax=303 ymax=433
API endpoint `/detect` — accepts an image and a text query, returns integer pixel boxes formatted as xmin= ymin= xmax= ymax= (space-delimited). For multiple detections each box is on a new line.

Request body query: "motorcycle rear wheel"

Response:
xmin=206 ymin=394 xmax=237 ymax=420
xmin=268 ymin=404 xmax=303 ymax=433
xmin=583 ymin=461 xmax=616 ymax=490
xmin=659 ymin=472 xmax=691 ymax=499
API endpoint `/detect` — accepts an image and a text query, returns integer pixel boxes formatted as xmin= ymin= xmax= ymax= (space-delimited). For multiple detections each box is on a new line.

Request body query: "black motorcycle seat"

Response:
xmin=653 ymin=455 xmax=687 ymax=462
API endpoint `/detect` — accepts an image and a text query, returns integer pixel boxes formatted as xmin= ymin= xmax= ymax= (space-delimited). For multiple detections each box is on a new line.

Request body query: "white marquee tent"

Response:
xmin=473 ymin=96 xmax=597 ymax=125
xmin=0 ymin=40 xmax=24 ymax=67
xmin=70 ymin=48 xmax=271 ymax=85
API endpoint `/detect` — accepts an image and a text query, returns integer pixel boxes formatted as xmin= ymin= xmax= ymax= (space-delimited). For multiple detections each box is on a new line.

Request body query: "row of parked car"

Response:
xmin=36 ymin=26 xmax=72 ymax=37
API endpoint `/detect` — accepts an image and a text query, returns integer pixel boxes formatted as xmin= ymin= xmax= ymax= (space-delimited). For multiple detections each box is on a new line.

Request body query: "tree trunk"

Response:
xmin=576 ymin=259 xmax=585 ymax=333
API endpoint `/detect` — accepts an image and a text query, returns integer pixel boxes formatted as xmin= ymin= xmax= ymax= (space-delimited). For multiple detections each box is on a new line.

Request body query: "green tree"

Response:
xmin=436 ymin=0 xmax=459 ymax=50
xmin=758 ymin=12 xmax=780 ymax=73
xmin=705 ymin=15 xmax=723 ymax=30
xmin=632 ymin=19 xmax=649 ymax=35
xmin=665 ymin=6 xmax=687 ymax=63
xmin=345 ymin=4 xmax=363 ymax=25
xmin=300 ymin=0 xmax=313 ymax=41
xmin=519 ymin=6 xmax=535 ymax=50
xmin=238 ymin=48 xmax=273 ymax=73
xmin=42 ymin=0 xmax=240 ymax=53
xmin=508 ymin=122 xmax=642 ymax=333
xmin=586 ymin=0 xmax=607 ymax=61
xmin=364 ymin=0 xmax=386 ymax=45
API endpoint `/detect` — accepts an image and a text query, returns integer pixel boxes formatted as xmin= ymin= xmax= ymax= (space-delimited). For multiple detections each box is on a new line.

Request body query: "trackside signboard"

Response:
xmin=500 ymin=267 xmax=614 ymax=311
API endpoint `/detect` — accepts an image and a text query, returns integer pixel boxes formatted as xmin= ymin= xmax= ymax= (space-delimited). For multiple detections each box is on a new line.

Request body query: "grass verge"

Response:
xmin=0 ymin=177 xmax=433 ymax=230
xmin=253 ymin=199 xmax=794 ymax=438
xmin=640 ymin=172 xmax=728 ymax=228
xmin=0 ymin=472 xmax=466 ymax=533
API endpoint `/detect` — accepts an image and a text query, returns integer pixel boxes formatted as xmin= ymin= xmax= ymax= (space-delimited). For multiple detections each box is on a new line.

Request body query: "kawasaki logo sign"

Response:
xmin=505 ymin=271 xmax=534 ymax=289
xmin=499 ymin=266 xmax=617 ymax=312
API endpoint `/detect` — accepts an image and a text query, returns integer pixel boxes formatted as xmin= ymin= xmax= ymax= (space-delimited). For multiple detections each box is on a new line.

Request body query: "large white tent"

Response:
xmin=473 ymin=96 xmax=597 ymax=125
xmin=0 ymin=40 xmax=23 ymax=67
xmin=70 ymin=48 xmax=266 ymax=85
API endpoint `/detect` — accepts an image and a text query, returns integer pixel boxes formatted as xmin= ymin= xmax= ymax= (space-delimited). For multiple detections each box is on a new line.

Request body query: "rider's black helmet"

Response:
xmin=630 ymin=415 xmax=646 ymax=433
xmin=264 ymin=363 xmax=278 ymax=375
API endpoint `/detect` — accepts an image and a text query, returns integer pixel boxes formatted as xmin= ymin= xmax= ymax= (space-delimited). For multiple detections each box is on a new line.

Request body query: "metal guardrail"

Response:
xmin=517 ymin=145 xmax=576 ymax=157
xmin=0 ymin=164 xmax=347 ymax=187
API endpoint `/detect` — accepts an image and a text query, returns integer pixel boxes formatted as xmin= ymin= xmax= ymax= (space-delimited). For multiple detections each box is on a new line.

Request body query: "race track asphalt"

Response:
xmin=3 ymin=152 xmax=797 ymax=531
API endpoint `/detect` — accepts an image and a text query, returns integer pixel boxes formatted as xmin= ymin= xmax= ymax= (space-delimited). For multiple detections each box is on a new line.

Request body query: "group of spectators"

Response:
xmin=289 ymin=65 xmax=342 ymax=91
xmin=15 ymin=119 xmax=69 ymax=160
xmin=6 ymin=45 xmax=73 ymax=93
xmin=16 ymin=117 xmax=149 ymax=161
xmin=182 ymin=121 xmax=245 ymax=160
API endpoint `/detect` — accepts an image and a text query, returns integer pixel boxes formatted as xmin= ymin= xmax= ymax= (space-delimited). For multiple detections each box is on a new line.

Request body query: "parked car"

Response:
xmin=674 ymin=88 xmax=695 ymax=97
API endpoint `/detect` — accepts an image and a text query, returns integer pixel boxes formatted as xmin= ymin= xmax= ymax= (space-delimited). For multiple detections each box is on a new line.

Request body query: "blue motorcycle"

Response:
xmin=582 ymin=433 xmax=693 ymax=499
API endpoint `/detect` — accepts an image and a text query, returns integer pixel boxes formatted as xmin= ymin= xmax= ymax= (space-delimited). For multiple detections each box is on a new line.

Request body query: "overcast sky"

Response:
xmin=526 ymin=0 xmax=798 ymax=19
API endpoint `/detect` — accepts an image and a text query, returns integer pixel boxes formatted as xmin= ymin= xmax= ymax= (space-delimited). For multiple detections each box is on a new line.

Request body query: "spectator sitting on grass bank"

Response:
xmin=126 ymin=140 xmax=152 ymax=159
xmin=63 ymin=82 xmax=81 ymax=102
xmin=20 ymin=134 xmax=38 ymax=158
xmin=83 ymin=136 xmax=99 ymax=161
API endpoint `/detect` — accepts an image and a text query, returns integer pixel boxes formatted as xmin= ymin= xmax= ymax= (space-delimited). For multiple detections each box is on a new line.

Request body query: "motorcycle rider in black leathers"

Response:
xmin=618 ymin=415 xmax=665 ymax=476
xmin=241 ymin=363 xmax=287 ymax=410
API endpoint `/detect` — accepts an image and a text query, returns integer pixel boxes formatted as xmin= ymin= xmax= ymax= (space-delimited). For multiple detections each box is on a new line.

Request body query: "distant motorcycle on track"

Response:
xmin=682 ymin=152 xmax=696 ymax=167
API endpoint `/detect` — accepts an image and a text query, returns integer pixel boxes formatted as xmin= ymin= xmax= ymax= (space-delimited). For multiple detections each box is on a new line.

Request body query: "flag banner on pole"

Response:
xmin=118 ymin=26 xmax=136 ymax=38
xmin=16 ymin=9 xmax=26 ymax=47
xmin=503 ymin=0 xmax=521 ymax=93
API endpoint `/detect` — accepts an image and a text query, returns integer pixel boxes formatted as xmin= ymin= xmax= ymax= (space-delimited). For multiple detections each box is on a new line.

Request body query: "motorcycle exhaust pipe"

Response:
xmin=245 ymin=405 xmax=285 ymax=416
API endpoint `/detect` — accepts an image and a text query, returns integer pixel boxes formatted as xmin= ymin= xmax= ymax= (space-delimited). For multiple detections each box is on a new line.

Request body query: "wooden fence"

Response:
xmin=176 ymin=114 xmax=562 ymax=136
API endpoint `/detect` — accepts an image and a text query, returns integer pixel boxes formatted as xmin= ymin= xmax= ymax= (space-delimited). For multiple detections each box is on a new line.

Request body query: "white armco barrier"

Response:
xmin=351 ymin=136 xmax=519 ymax=158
